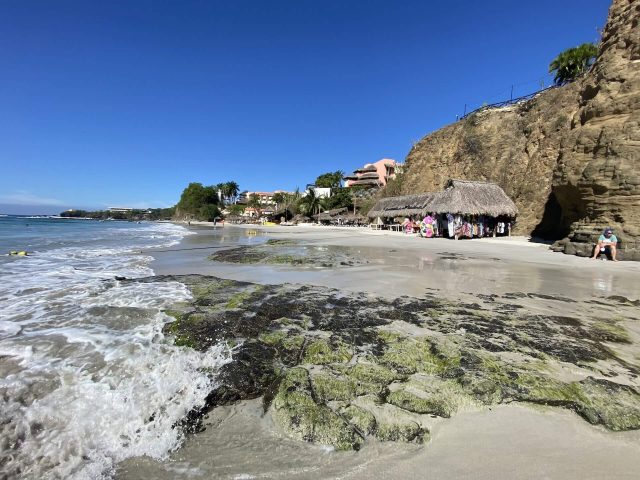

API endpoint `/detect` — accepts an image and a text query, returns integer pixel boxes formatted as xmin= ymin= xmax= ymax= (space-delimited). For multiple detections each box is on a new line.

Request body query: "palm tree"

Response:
xmin=549 ymin=43 xmax=598 ymax=86
xmin=272 ymin=192 xmax=286 ymax=211
xmin=220 ymin=181 xmax=240 ymax=204
xmin=299 ymin=188 xmax=322 ymax=216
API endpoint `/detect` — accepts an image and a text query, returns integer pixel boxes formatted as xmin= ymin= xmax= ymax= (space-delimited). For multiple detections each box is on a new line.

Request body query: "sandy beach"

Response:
xmin=116 ymin=224 xmax=640 ymax=480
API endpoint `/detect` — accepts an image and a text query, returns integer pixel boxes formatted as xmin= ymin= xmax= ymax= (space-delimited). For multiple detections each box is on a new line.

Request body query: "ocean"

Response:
xmin=0 ymin=216 xmax=231 ymax=479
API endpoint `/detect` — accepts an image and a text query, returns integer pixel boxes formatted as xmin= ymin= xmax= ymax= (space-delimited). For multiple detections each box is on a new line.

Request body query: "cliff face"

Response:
xmin=401 ymin=0 xmax=640 ymax=260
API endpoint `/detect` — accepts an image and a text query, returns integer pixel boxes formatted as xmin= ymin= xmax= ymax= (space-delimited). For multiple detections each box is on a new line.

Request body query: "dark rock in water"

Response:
xmin=131 ymin=274 xmax=640 ymax=449
xmin=206 ymin=341 xmax=278 ymax=406
xmin=209 ymin=241 xmax=369 ymax=268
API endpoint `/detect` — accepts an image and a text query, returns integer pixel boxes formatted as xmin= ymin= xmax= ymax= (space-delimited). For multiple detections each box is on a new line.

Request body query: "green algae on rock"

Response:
xmin=209 ymin=241 xmax=369 ymax=268
xmin=137 ymin=274 xmax=640 ymax=449
xmin=303 ymin=338 xmax=352 ymax=365
xmin=340 ymin=405 xmax=377 ymax=436
xmin=272 ymin=368 xmax=363 ymax=450
xmin=387 ymin=376 xmax=473 ymax=418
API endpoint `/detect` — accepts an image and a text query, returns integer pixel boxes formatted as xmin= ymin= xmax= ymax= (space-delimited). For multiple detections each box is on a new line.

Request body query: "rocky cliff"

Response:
xmin=400 ymin=0 xmax=639 ymax=260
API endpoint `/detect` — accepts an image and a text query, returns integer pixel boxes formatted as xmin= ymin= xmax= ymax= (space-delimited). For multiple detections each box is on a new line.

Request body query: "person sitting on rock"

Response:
xmin=591 ymin=228 xmax=619 ymax=261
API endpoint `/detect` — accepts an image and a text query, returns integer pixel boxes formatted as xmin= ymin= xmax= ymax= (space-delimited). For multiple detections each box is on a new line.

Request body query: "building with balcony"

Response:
xmin=344 ymin=158 xmax=402 ymax=188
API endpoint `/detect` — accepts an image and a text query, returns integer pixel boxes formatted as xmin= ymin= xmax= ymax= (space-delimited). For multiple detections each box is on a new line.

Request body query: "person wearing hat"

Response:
xmin=591 ymin=228 xmax=619 ymax=261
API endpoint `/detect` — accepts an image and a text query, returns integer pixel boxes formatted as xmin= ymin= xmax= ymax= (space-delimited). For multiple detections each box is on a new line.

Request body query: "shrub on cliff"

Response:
xmin=549 ymin=43 xmax=598 ymax=85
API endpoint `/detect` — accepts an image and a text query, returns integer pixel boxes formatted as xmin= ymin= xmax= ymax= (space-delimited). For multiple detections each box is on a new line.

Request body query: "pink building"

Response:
xmin=344 ymin=159 xmax=402 ymax=188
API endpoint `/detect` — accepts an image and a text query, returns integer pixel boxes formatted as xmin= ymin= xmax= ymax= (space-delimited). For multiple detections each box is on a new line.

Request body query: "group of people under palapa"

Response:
xmin=400 ymin=214 xmax=511 ymax=240
xmin=368 ymin=180 xmax=517 ymax=240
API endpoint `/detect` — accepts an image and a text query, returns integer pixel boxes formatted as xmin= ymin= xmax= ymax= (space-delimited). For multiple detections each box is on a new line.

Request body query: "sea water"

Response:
xmin=0 ymin=217 xmax=231 ymax=479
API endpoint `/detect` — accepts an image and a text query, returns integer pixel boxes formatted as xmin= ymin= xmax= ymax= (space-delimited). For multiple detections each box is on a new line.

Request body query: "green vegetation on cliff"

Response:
xmin=549 ymin=42 xmax=598 ymax=85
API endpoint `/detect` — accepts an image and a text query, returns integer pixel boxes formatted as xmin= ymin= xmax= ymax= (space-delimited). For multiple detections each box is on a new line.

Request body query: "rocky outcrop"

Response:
xmin=131 ymin=275 xmax=640 ymax=450
xmin=401 ymin=0 xmax=639 ymax=259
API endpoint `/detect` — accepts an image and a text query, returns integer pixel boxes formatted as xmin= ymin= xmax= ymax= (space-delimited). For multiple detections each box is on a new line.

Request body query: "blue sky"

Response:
xmin=1 ymin=0 xmax=609 ymax=214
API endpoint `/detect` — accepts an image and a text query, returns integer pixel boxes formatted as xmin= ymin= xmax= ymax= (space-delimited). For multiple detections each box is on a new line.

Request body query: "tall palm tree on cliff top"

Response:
xmin=549 ymin=43 xmax=598 ymax=86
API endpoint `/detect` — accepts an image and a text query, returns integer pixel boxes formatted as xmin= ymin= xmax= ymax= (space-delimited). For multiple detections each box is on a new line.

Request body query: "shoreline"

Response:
xmin=152 ymin=223 xmax=640 ymax=300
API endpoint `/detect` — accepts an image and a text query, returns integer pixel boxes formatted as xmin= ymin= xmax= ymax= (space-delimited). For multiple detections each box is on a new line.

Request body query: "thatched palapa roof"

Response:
xmin=291 ymin=213 xmax=311 ymax=223
xmin=350 ymin=179 xmax=381 ymax=187
xmin=354 ymin=164 xmax=378 ymax=174
xmin=367 ymin=180 xmax=518 ymax=219
xmin=426 ymin=179 xmax=518 ymax=217
xmin=315 ymin=207 xmax=348 ymax=221
xmin=358 ymin=172 xmax=381 ymax=180
xmin=367 ymin=193 xmax=435 ymax=218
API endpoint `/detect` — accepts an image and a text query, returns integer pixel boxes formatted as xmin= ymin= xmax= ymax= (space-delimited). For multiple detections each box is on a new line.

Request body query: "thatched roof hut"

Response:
xmin=426 ymin=179 xmax=518 ymax=217
xmin=291 ymin=213 xmax=311 ymax=223
xmin=343 ymin=212 xmax=367 ymax=224
xmin=367 ymin=193 xmax=435 ymax=218
xmin=315 ymin=207 xmax=348 ymax=221
xmin=367 ymin=180 xmax=518 ymax=219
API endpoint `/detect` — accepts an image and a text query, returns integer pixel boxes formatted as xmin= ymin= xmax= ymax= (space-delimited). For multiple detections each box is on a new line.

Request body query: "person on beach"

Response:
xmin=422 ymin=214 xmax=434 ymax=238
xmin=591 ymin=228 xmax=619 ymax=261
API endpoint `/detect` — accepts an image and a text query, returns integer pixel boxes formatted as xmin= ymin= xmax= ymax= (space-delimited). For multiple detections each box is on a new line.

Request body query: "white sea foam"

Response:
xmin=0 ymin=221 xmax=228 ymax=479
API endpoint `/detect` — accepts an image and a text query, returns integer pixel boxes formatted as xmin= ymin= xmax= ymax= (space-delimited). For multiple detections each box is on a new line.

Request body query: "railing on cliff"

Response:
xmin=460 ymin=85 xmax=557 ymax=120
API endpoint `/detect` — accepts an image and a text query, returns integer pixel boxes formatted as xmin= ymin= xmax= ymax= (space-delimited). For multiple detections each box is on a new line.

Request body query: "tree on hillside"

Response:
xmin=227 ymin=204 xmax=245 ymax=216
xmin=176 ymin=182 xmax=219 ymax=220
xmin=199 ymin=204 xmax=221 ymax=221
xmin=549 ymin=43 xmax=598 ymax=86
xmin=320 ymin=187 xmax=353 ymax=210
xmin=314 ymin=171 xmax=344 ymax=189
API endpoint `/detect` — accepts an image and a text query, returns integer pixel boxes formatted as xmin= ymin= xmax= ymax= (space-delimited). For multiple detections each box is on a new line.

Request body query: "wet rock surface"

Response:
xmin=129 ymin=274 xmax=640 ymax=450
xmin=208 ymin=239 xmax=369 ymax=268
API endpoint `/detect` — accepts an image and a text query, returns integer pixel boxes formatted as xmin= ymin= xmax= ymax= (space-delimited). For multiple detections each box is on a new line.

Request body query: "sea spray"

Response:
xmin=0 ymin=219 xmax=230 ymax=479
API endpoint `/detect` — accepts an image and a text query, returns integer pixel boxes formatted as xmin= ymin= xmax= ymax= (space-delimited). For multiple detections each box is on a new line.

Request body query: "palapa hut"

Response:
xmin=427 ymin=179 xmax=518 ymax=217
xmin=291 ymin=213 xmax=311 ymax=224
xmin=367 ymin=193 xmax=436 ymax=220
xmin=315 ymin=207 xmax=348 ymax=224
xmin=342 ymin=212 xmax=367 ymax=225
xmin=366 ymin=180 xmax=517 ymax=238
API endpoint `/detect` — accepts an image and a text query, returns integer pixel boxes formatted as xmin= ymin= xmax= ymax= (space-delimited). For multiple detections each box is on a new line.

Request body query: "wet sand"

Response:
xmin=150 ymin=224 xmax=640 ymax=301
xmin=118 ymin=224 xmax=640 ymax=480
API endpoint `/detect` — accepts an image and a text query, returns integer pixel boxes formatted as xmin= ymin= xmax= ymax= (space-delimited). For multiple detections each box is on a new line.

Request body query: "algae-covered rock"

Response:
xmin=375 ymin=421 xmax=423 ymax=442
xmin=141 ymin=273 xmax=640 ymax=449
xmin=590 ymin=321 xmax=631 ymax=344
xmin=512 ymin=373 xmax=585 ymax=405
xmin=575 ymin=377 xmax=640 ymax=431
xmin=303 ymin=338 xmax=352 ymax=365
xmin=345 ymin=362 xmax=405 ymax=385
xmin=387 ymin=376 xmax=472 ymax=417
xmin=378 ymin=334 xmax=460 ymax=376
xmin=272 ymin=368 xmax=363 ymax=450
xmin=259 ymin=330 xmax=288 ymax=345
xmin=310 ymin=372 xmax=356 ymax=402
xmin=340 ymin=405 xmax=377 ymax=436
